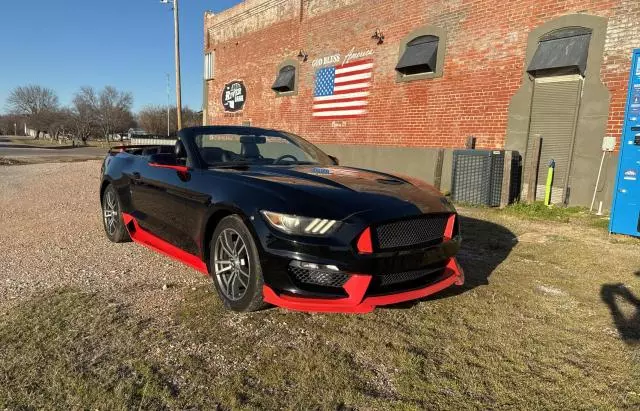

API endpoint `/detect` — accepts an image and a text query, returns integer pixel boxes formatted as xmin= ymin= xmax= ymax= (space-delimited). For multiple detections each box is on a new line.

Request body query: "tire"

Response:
xmin=101 ymin=184 xmax=131 ymax=243
xmin=210 ymin=215 xmax=267 ymax=312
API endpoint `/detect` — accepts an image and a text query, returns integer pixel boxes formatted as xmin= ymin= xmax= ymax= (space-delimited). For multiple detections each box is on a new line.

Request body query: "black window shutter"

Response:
xmin=527 ymin=28 xmax=592 ymax=76
xmin=396 ymin=35 xmax=439 ymax=75
xmin=272 ymin=65 xmax=296 ymax=92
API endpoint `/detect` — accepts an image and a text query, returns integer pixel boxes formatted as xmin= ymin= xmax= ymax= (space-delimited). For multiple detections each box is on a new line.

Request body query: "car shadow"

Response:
xmin=600 ymin=271 xmax=640 ymax=344
xmin=385 ymin=215 xmax=518 ymax=309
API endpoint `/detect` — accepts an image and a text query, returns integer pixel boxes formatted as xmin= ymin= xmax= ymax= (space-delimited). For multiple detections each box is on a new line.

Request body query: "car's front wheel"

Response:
xmin=101 ymin=184 xmax=131 ymax=243
xmin=210 ymin=215 xmax=267 ymax=312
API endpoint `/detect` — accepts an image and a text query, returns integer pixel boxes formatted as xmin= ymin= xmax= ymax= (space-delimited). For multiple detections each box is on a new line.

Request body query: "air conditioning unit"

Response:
xmin=451 ymin=150 xmax=520 ymax=206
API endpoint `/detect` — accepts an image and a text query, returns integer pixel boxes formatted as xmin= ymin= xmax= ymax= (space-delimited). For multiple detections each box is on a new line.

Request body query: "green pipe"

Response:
xmin=544 ymin=159 xmax=555 ymax=206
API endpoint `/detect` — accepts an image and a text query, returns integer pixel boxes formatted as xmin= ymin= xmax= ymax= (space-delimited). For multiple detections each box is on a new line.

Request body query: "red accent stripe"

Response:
xmin=122 ymin=213 xmax=209 ymax=275
xmin=356 ymin=227 xmax=373 ymax=254
xmin=149 ymin=163 xmax=190 ymax=173
xmin=337 ymin=59 xmax=373 ymax=69
xmin=263 ymin=257 xmax=464 ymax=313
xmin=335 ymin=68 xmax=372 ymax=78
xmin=444 ymin=214 xmax=456 ymax=240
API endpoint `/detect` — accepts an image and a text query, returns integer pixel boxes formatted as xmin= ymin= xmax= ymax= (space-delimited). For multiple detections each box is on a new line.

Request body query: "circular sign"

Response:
xmin=221 ymin=81 xmax=246 ymax=112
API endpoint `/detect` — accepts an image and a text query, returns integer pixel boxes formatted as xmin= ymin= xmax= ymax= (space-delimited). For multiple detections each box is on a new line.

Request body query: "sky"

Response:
xmin=0 ymin=0 xmax=242 ymax=114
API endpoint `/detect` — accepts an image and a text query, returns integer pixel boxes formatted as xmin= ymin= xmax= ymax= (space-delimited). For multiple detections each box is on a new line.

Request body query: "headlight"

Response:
xmin=261 ymin=211 xmax=340 ymax=236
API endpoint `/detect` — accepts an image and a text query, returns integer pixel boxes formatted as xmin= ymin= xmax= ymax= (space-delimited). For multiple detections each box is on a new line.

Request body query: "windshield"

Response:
xmin=194 ymin=130 xmax=333 ymax=167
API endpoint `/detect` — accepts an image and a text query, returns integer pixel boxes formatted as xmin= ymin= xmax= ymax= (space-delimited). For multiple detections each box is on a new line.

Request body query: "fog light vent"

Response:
xmin=289 ymin=262 xmax=350 ymax=288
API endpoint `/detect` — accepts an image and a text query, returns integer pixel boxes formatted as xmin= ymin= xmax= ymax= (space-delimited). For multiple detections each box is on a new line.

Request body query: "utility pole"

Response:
xmin=161 ymin=0 xmax=183 ymax=130
xmin=173 ymin=0 xmax=183 ymax=130
xmin=166 ymin=73 xmax=171 ymax=137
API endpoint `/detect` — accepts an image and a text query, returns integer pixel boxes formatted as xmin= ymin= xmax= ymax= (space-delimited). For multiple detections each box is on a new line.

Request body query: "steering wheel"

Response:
xmin=273 ymin=154 xmax=298 ymax=164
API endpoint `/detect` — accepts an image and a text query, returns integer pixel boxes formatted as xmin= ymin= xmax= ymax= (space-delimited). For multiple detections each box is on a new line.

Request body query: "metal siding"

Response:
xmin=526 ymin=76 xmax=582 ymax=204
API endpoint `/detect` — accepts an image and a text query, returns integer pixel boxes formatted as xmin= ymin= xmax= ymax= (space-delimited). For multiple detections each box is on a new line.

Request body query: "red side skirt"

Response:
xmin=122 ymin=213 xmax=209 ymax=275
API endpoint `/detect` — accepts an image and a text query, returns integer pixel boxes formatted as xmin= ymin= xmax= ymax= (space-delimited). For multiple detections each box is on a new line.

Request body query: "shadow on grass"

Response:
xmin=601 ymin=275 xmax=640 ymax=344
xmin=386 ymin=215 xmax=518 ymax=309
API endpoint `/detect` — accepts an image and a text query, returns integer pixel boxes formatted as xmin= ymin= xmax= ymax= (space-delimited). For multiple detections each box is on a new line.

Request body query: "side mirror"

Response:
xmin=328 ymin=155 xmax=339 ymax=165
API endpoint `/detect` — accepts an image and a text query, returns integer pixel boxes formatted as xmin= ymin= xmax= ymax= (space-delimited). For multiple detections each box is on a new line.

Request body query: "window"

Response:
xmin=205 ymin=52 xmax=215 ymax=80
xmin=396 ymin=35 xmax=439 ymax=75
xmin=193 ymin=130 xmax=332 ymax=166
xmin=396 ymin=26 xmax=447 ymax=82
xmin=272 ymin=60 xmax=299 ymax=96
xmin=527 ymin=27 xmax=592 ymax=77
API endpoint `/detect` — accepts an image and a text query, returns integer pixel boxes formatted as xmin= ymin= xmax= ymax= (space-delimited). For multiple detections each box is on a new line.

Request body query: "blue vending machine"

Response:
xmin=610 ymin=48 xmax=640 ymax=237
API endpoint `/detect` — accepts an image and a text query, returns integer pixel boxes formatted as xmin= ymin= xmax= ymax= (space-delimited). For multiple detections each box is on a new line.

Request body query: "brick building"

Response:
xmin=203 ymin=0 xmax=640 ymax=208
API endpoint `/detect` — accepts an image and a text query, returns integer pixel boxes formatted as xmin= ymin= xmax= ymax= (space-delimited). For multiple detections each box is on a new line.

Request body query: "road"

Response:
xmin=0 ymin=135 xmax=107 ymax=163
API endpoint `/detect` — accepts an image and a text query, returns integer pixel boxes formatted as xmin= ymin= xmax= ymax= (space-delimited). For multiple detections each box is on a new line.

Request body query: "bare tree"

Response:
xmin=71 ymin=86 xmax=99 ymax=144
xmin=0 ymin=114 xmax=25 ymax=136
xmin=70 ymin=86 xmax=135 ymax=144
xmin=47 ymin=108 xmax=74 ymax=141
xmin=6 ymin=85 xmax=59 ymax=139
xmin=137 ymin=105 xmax=201 ymax=136
xmin=137 ymin=105 xmax=168 ymax=136
xmin=97 ymin=86 xmax=135 ymax=143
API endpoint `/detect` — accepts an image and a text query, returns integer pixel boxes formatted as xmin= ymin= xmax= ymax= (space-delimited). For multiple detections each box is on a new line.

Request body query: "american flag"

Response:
xmin=313 ymin=59 xmax=373 ymax=119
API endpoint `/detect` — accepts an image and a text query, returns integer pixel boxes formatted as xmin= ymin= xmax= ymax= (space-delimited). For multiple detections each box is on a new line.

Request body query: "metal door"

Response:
xmin=525 ymin=75 xmax=583 ymax=203
xmin=610 ymin=49 xmax=640 ymax=237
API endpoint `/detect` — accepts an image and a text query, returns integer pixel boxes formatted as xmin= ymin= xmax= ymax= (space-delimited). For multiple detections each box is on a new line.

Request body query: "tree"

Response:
xmin=137 ymin=105 xmax=168 ymax=136
xmin=6 ymin=85 xmax=59 ymax=139
xmin=46 ymin=108 xmax=74 ymax=141
xmin=0 ymin=114 xmax=25 ymax=136
xmin=70 ymin=86 xmax=135 ymax=144
xmin=96 ymin=86 xmax=135 ymax=143
xmin=71 ymin=86 xmax=99 ymax=144
xmin=137 ymin=105 xmax=201 ymax=136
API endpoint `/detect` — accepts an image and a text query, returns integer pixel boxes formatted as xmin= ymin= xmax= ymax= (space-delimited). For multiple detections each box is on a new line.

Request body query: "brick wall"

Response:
xmin=205 ymin=0 xmax=640 ymax=150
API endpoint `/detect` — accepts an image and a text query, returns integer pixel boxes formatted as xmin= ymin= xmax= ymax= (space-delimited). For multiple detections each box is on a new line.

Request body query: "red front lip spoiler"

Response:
xmin=263 ymin=257 xmax=465 ymax=313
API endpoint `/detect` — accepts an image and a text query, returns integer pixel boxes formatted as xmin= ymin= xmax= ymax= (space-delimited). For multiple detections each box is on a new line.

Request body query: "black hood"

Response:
xmin=216 ymin=165 xmax=455 ymax=221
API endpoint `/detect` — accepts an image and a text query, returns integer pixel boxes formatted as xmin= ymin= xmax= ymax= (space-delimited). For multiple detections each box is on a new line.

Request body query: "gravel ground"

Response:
xmin=0 ymin=160 xmax=209 ymax=315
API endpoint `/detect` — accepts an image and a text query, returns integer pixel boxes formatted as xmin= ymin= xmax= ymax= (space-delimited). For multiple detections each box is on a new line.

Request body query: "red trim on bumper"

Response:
xmin=356 ymin=227 xmax=373 ymax=254
xmin=263 ymin=257 xmax=465 ymax=313
xmin=122 ymin=213 xmax=209 ymax=275
xmin=444 ymin=214 xmax=456 ymax=240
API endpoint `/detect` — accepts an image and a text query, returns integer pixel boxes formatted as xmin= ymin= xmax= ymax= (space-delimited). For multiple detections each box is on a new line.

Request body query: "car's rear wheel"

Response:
xmin=102 ymin=184 xmax=131 ymax=243
xmin=210 ymin=215 xmax=267 ymax=312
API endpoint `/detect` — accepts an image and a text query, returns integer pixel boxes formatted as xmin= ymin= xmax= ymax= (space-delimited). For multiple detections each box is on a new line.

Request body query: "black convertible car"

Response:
xmin=100 ymin=126 xmax=463 ymax=313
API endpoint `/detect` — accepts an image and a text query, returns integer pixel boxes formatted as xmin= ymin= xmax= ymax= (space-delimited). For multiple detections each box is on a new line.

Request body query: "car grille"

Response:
xmin=377 ymin=269 xmax=433 ymax=286
xmin=375 ymin=214 xmax=449 ymax=250
xmin=368 ymin=263 xmax=448 ymax=296
xmin=289 ymin=266 xmax=350 ymax=288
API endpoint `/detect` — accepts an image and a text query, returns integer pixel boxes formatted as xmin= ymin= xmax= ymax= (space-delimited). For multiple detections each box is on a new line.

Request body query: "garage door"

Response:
xmin=525 ymin=75 xmax=583 ymax=204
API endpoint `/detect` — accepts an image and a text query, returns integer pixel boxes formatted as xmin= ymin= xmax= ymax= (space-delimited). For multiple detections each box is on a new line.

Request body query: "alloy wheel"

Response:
xmin=214 ymin=228 xmax=251 ymax=301
xmin=103 ymin=190 xmax=118 ymax=236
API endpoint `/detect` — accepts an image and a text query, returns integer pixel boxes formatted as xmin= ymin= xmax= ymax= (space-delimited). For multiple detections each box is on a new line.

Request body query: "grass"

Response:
xmin=499 ymin=201 xmax=614 ymax=230
xmin=1 ymin=210 xmax=639 ymax=409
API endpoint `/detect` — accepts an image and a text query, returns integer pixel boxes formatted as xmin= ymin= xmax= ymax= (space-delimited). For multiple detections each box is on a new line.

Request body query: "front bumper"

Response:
xmin=263 ymin=257 xmax=464 ymax=313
